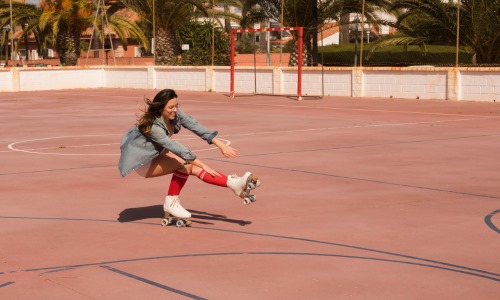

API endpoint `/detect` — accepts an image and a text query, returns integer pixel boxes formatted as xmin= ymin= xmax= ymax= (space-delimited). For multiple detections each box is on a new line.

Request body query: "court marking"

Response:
xmin=22 ymin=91 xmax=500 ymax=119
xmin=6 ymin=135 xmax=230 ymax=156
xmin=210 ymin=158 xmax=500 ymax=201
xmin=2 ymin=117 xmax=487 ymax=155
xmin=1 ymin=215 xmax=498 ymax=278
xmin=4 ymin=251 xmax=500 ymax=283
xmin=0 ymin=282 xmax=14 ymax=289
xmin=232 ymin=132 xmax=500 ymax=157
xmin=185 ymin=99 xmax=500 ymax=118
xmin=484 ymin=209 xmax=500 ymax=233
xmin=101 ymin=265 xmax=207 ymax=300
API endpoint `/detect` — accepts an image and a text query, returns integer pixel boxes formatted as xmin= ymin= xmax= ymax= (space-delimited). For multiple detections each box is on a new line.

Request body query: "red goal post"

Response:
xmin=230 ymin=27 xmax=303 ymax=100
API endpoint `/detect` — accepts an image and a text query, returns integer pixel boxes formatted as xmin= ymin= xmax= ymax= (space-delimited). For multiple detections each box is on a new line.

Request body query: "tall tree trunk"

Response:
xmin=155 ymin=27 xmax=180 ymax=65
xmin=56 ymin=29 xmax=80 ymax=66
xmin=339 ymin=13 xmax=350 ymax=44
xmin=288 ymin=38 xmax=308 ymax=67
xmin=224 ymin=5 xmax=231 ymax=34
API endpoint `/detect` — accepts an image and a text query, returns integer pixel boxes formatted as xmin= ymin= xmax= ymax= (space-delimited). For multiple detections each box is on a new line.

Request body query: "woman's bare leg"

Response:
xmin=144 ymin=151 xmax=187 ymax=178
xmin=146 ymin=152 xmax=193 ymax=219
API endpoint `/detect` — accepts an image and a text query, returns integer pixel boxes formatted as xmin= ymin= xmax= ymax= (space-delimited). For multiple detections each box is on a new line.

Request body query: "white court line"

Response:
xmin=222 ymin=117 xmax=487 ymax=137
xmin=6 ymin=134 xmax=230 ymax=156
xmin=6 ymin=91 xmax=498 ymax=118
xmin=185 ymin=99 xmax=500 ymax=118
xmin=2 ymin=117 xmax=486 ymax=155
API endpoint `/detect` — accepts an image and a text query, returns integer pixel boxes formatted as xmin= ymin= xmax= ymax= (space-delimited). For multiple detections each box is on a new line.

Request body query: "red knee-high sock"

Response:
xmin=167 ymin=171 xmax=189 ymax=196
xmin=197 ymin=170 xmax=228 ymax=187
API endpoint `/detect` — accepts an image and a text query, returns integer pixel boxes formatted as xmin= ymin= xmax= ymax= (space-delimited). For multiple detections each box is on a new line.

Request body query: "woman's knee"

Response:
xmin=189 ymin=165 xmax=203 ymax=177
xmin=178 ymin=165 xmax=193 ymax=175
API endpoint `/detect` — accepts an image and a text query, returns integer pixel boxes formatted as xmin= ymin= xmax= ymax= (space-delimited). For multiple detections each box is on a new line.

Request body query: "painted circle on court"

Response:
xmin=8 ymin=134 xmax=230 ymax=156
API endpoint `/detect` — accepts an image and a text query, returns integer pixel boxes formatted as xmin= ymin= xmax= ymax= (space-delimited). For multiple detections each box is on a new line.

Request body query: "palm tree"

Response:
xmin=36 ymin=0 xmax=97 ymax=65
xmin=40 ymin=0 xmax=149 ymax=66
xmin=376 ymin=0 xmax=500 ymax=64
xmin=0 ymin=1 xmax=49 ymax=61
xmin=1 ymin=0 xmax=148 ymax=66
xmin=177 ymin=20 xmax=231 ymax=65
xmin=241 ymin=0 xmax=390 ymax=66
xmin=117 ymin=0 xmax=241 ymax=65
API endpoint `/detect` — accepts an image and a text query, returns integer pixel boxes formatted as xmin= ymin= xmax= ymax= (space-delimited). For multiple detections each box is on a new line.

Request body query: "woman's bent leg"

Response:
xmin=144 ymin=152 xmax=191 ymax=218
xmin=145 ymin=151 xmax=186 ymax=178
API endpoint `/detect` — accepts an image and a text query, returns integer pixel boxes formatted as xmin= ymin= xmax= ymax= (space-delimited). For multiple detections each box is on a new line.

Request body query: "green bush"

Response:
xmin=319 ymin=44 xmax=474 ymax=66
xmin=235 ymin=33 xmax=257 ymax=54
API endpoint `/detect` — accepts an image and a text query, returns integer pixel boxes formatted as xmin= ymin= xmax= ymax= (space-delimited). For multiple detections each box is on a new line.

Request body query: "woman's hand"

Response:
xmin=219 ymin=144 xmax=238 ymax=158
xmin=202 ymin=165 xmax=221 ymax=178
xmin=212 ymin=137 xmax=238 ymax=158
xmin=191 ymin=158 xmax=221 ymax=177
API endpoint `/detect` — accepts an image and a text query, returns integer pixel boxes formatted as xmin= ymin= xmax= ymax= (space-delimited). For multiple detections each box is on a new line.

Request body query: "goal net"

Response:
xmin=230 ymin=27 xmax=303 ymax=100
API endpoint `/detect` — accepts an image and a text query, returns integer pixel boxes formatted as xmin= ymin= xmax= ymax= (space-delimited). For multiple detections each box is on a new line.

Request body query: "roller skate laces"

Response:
xmin=163 ymin=195 xmax=191 ymax=219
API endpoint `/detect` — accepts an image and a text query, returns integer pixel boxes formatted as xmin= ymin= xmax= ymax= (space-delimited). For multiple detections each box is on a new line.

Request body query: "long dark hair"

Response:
xmin=137 ymin=89 xmax=178 ymax=137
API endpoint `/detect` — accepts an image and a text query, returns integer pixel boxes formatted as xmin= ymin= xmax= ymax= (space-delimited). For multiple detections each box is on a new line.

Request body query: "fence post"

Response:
xmin=12 ymin=67 xmax=20 ymax=91
xmin=352 ymin=68 xmax=363 ymax=97
xmin=272 ymin=67 xmax=282 ymax=95
xmin=447 ymin=68 xmax=461 ymax=101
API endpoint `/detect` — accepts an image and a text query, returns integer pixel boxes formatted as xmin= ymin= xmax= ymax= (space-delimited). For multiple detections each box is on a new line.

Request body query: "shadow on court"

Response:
xmin=118 ymin=205 xmax=252 ymax=226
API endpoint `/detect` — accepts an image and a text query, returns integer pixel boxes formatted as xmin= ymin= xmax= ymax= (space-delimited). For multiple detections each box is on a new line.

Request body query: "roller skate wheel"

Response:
xmin=176 ymin=219 xmax=185 ymax=227
xmin=247 ymin=182 xmax=256 ymax=190
xmin=249 ymin=195 xmax=256 ymax=202
xmin=251 ymin=175 xmax=260 ymax=187
xmin=243 ymin=198 xmax=250 ymax=205
xmin=185 ymin=220 xmax=192 ymax=227
xmin=161 ymin=218 xmax=170 ymax=226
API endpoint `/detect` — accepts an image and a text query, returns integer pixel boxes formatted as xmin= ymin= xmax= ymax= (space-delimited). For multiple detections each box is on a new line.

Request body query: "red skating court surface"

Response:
xmin=1 ymin=89 xmax=499 ymax=299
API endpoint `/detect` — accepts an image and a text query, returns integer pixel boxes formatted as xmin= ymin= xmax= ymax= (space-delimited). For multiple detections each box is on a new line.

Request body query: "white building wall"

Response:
xmin=319 ymin=33 xmax=339 ymax=46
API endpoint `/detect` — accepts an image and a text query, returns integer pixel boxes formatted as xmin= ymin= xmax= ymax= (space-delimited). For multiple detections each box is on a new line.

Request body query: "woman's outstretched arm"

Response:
xmin=211 ymin=137 xmax=238 ymax=158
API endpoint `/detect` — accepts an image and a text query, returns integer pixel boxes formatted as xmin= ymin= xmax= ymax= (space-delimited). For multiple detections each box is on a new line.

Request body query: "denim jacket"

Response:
xmin=118 ymin=109 xmax=218 ymax=177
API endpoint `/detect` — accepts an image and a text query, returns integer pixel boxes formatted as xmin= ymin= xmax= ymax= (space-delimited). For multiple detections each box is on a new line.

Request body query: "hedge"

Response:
xmin=319 ymin=44 xmax=474 ymax=67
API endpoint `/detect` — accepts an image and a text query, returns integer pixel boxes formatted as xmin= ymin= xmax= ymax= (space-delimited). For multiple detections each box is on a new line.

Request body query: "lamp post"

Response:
xmin=351 ymin=20 xmax=360 ymax=67
xmin=3 ymin=25 xmax=11 ymax=66
xmin=211 ymin=0 xmax=215 ymax=66
xmin=312 ymin=0 xmax=318 ymax=66
xmin=152 ymin=0 xmax=155 ymax=64
xmin=9 ymin=0 xmax=14 ymax=61
xmin=23 ymin=23 xmax=29 ymax=61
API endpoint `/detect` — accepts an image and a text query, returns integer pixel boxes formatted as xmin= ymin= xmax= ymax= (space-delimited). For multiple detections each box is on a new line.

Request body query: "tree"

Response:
xmin=117 ymin=0 xmax=241 ymax=65
xmin=376 ymin=0 xmax=500 ymax=64
xmin=177 ymin=20 xmax=230 ymax=65
xmin=1 ymin=0 xmax=148 ymax=66
xmin=0 ymin=1 xmax=49 ymax=61
xmin=241 ymin=0 xmax=390 ymax=66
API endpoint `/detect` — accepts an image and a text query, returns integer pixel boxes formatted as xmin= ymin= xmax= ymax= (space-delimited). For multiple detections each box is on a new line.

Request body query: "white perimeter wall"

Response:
xmin=363 ymin=70 xmax=447 ymax=100
xmin=0 ymin=66 xmax=498 ymax=102
xmin=461 ymin=71 xmax=500 ymax=102
xmin=10 ymin=68 xmax=102 ymax=91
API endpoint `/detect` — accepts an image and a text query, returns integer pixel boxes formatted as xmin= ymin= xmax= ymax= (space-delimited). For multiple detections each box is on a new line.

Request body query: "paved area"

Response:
xmin=0 ymin=89 xmax=499 ymax=299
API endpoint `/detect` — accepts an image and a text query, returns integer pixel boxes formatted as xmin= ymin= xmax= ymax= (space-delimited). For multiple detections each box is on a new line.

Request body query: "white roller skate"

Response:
xmin=227 ymin=172 xmax=261 ymax=205
xmin=161 ymin=195 xmax=192 ymax=227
